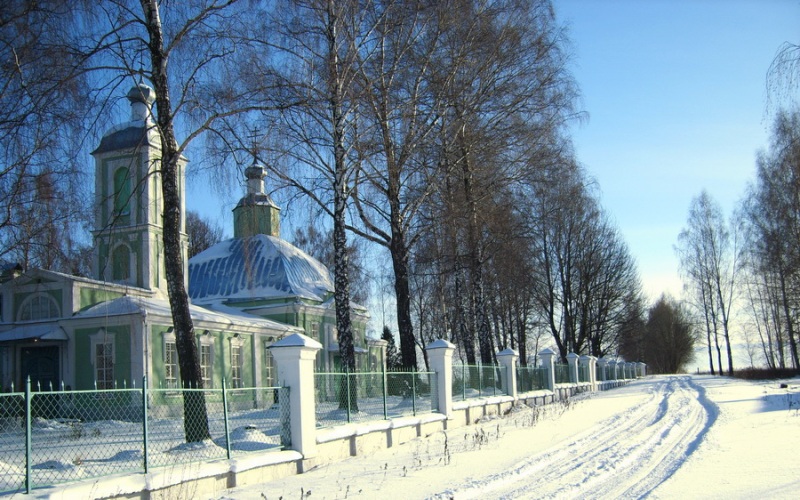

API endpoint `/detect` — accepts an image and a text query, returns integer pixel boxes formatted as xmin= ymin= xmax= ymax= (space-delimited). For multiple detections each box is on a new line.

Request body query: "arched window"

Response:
xmin=111 ymin=244 xmax=131 ymax=282
xmin=113 ymin=167 xmax=132 ymax=216
xmin=18 ymin=293 xmax=60 ymax=321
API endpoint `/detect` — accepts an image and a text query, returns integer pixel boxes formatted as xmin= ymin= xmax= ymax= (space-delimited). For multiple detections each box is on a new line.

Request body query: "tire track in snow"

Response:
xmin=431 ymin=376 xmax=715 ymax=499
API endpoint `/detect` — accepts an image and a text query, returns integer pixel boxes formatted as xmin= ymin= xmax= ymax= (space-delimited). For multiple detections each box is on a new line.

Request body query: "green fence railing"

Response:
xmin=516 ymin=366 xmax=547 ymax=393
xmin=0 ymin=378 xmax=288 ymax=495
xmin=452 ymin=364 xmax=504 ymax=401
xmin=314 ymin=370 xmax=436 ymax=428
xmin=554 ymin=364 xmax=571 ymax=384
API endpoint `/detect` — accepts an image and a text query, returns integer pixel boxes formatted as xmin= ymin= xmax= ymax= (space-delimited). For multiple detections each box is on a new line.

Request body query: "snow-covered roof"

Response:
xmin=91 ymin=123 xmax=150 ymax=154
xmin=75 ymin=295 xmax=298 ymax=334
xmin=188 ymin=235 xmax=334 ymax=304
xmin=3 ymin=268 xmax=154 ymax=297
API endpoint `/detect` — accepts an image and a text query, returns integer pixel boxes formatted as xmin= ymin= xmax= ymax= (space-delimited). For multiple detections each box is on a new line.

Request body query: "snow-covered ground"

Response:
xmin=215 ymin=375 xmax=800 ymax=499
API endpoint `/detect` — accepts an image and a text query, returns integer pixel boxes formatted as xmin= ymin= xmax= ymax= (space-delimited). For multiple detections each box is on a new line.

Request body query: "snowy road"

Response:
xmin=438 ymin=376 xmax=716 ymax=499
xmin=217 ymin=375 xmax=800 ymax=500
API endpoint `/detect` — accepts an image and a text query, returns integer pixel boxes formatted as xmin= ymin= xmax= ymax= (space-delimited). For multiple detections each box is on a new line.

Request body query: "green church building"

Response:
xmin=0 ymin=84 xmax=374 ymax=393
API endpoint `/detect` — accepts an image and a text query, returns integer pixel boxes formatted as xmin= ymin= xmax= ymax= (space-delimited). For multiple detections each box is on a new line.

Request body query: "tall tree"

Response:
xmin=91 ymin=0 xmax=280 ymax=441
xmin=0 ymin=1 xmax=91 ymax=271
xmin=739 ymin=110 xmax=800 ymax=370
xmin=429 ymin=0 xmax=578 ymax=363
xmin=349 ymin=0 xmax=444 ymax=370
xmin=641 ymin=295 xmax=695 ymax=374
xmin=264 ymin=0 xmax=372 ymax=379
xmin=677 ymin=191 xmax=739 ymax=376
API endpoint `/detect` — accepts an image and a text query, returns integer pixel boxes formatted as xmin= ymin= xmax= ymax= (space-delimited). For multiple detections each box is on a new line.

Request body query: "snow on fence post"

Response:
xmin=497 ymin=348 xmax=518 ymax=399
xmin=566 ymin=353 xmax=580 ymax=384
xmin=580 ymin=355 xmax=596 ymax=391
xmin=639 ymin=362 xmax=647 ymax=377
xmin=538 ymin=348 xmax=556 ymax=393
xmin=426 ymin=339 xmax=455 ymax=418
xmin=597 ymin=358 xmax=608 ymax=382
xmin=269 ymin=333 xmax=322 ymax=459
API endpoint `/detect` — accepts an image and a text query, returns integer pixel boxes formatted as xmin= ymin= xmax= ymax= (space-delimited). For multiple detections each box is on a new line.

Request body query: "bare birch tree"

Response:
xmin=677 ymin=190 xmax=739 ymax=376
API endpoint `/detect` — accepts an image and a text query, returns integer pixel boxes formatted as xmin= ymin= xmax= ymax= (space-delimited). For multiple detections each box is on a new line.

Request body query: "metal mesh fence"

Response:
xmin=516 ymin=366 xmax=547 ymax=393
xmin=0 ymin=382 xmax=289 ymax=494
xmin=554 ymin=364 xmax=571 ymax=384
xmin=578 ymin=364 xmax=591 ymax=383
xmin=0 ymin=392 xmax=26 ymax=494
xmin=314 ymin=371 xmax=436 ymax=428
xmin=452 ymin=364 xmax=504 ymax=400
xmin=28 ymin=388 xmax=145 ymax=489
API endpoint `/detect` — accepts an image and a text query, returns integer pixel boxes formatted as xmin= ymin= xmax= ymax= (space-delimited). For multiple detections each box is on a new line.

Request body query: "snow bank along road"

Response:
xmin=218 ymin=375 xmax=800 ymax=500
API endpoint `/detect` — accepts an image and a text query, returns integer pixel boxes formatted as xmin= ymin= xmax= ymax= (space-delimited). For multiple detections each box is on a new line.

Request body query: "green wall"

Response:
xmin=74 ymin=325 xmax=131 ymax=390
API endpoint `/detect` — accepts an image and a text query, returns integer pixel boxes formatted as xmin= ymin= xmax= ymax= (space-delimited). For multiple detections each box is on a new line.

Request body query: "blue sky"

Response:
xmin=554 ymin=0 xmax=800 ymax=301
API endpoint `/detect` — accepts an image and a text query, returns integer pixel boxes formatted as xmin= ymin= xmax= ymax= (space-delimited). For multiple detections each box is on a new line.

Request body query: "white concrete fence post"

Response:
xmin=580 ymin=355 xmax=596 ymax=391
xmin=566 ymin=352 xmax=579 ymax=384
xmin=538 ymin=348 xmax=556 ymax=393
xmin=497 ymin=348 xmax=518 ymax=399
xmin=639 ymin=362 xmax=647 ymax=377
xmin=426 ymin=339 xmax=455 ymax=418
xmin=597 ymin=357 xmax=608 ymax=382
xmin=269 ymin=333 xmax=322 ymax=459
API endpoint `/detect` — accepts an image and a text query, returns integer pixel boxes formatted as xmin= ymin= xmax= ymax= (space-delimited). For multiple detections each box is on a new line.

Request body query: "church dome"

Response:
xmin=188 ymin=234 xmax=334 ymax=304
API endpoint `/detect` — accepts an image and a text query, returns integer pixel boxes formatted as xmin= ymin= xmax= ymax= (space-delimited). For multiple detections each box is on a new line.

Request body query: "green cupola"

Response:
xmin=233 ymin=163 xmax=280 ymax=238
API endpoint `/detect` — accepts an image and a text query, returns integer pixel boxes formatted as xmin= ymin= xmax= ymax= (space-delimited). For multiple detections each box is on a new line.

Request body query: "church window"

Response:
xmin=90 ymin=330 xmax=115 ymax=392
xmin=230 ymin=337 xmax=243 ymax=388
xmin=264 ymin=345 xmax=275 ymax=387
xmin=200 ymin=343 xmax=212 ymax=388
xmin=111 ymin=245 xmax=131 ymax=282
xmin=18 ymin=293 xmax=60 ymax=321
xmin=164 ymin=340 xmax=178 ymax=389
xmin=198 ymin=332 xmax=214 ymax=388
xmin=113 ymin=167 xmax=132 ymax=216
xmin=95 ymin=342 xmax=114 ymax=390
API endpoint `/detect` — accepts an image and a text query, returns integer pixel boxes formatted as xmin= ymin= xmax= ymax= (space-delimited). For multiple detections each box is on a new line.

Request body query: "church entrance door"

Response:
xmin=20 ymin=345 xmax=60 ymax=391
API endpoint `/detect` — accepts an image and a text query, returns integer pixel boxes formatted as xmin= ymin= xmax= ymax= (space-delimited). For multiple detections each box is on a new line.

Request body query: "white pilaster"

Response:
xmin=269 ymin=333 xmax=322 ymax=458
xmin=426 ymin=339 xmax=455 ymax=418
xmin=566 ymin=352 xmax=579 ymax=384
xmin=538 ymin=348 xmax=556 ymax=392
xmin=497 ymin=348 xmax=518 ymax=399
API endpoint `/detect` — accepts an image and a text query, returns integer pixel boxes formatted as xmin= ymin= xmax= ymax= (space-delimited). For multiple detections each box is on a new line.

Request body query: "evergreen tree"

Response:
xmin=382 ymin=326 xmax=402 ymax=370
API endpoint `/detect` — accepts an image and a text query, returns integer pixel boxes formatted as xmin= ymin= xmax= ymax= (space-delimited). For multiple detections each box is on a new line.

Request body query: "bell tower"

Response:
xmin=91 ymin=83 xmax=188 ymax=295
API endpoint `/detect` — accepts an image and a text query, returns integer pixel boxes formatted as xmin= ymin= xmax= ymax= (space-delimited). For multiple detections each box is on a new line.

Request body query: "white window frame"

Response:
xmin=264 ymin=339 xmax=276 ymax=388
xmin=89 ymin=329 xmax=114 ymax=391
xmin=198 ymin=332 xmax=214 ymax=389
xmin=163 ymin=329 xmax=178 ymax=389
xmin=327 ymin=325 xmax=338 ymax=345
xmin=17 ymin=293 xmax=60 ymax=322
xmin=230 ymin=335 xmax=244 ymax=389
